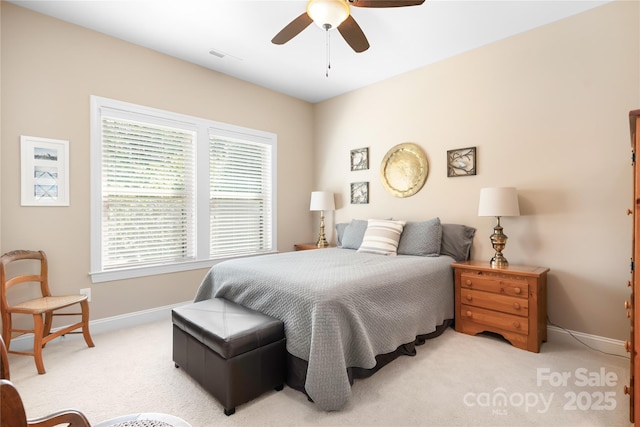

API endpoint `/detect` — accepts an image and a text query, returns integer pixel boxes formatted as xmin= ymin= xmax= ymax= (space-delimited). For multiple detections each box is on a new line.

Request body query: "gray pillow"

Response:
xmin=340 ymin=219 xmax=368 ymax=249
xmin=335 ymin=222 xmax=348 ymax=247
xmin=397 ymin=217 xmax=442 ymax=256
xmin=440 ymin=224 xmax=476 ymax=262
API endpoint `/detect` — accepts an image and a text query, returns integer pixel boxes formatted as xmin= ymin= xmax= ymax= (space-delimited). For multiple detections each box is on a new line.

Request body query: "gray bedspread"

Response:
xmin=194 ymin=248 xmax=455 ymax=411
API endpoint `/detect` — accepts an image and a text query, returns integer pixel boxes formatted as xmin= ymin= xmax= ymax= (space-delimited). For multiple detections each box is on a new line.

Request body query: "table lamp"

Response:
xmin=310 ymin=191 xmax=335 ymax=248
xmin=478 ymin=187 xmax=520 ymax=268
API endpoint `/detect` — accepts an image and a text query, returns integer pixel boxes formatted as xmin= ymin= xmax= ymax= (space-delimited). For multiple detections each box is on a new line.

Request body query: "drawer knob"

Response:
xmin=625 ymin=300 xmax=632 ymax=310
xmin=465 ymin=294 xmax=472 ymax=301
xmin=628 ymin=209 xmax=633 ymax=216
xmin=466 ymin=310 xmax=472 ymax=317
xmin=513 ymin=302 xmax=521 ymax=310
xmin=625 ymin=341 xmax=632 ymax=352
xmin=629 ymin=280 xmax=633 ymax=288
xmin=514 ymin=287 xmax=522 ymax=295
xmin=628 ymin=311 xmax=632 ymax=319
xmin=513 ymin=321 xmax=521 ymax=329
xmin=624 ymin=385 xmax=631 ymax=395
xmin=465 ymin=279 xmax=472 ymax=286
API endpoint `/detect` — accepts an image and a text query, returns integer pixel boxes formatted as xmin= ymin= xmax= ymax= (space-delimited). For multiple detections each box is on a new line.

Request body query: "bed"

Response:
xmin=193 ymin=220 xmax=475 ymax=411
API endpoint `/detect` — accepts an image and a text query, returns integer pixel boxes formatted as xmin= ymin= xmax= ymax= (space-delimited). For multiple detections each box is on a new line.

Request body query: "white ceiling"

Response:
xmin=9 ymin=0 xmax=610 ymax=103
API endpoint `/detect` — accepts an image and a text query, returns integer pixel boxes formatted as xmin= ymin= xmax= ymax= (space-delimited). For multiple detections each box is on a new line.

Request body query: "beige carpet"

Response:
xmin=6 ymin=317 xmax=631 ymax=427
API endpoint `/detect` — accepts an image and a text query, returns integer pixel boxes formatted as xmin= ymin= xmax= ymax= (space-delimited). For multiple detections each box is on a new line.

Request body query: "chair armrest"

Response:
xmin=28 ymin=409 xmax=90 ymax=427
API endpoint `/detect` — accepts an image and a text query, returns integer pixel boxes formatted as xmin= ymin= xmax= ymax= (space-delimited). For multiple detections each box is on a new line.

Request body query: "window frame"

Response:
xmin=89 ymin=96 xmax=277 ymax=283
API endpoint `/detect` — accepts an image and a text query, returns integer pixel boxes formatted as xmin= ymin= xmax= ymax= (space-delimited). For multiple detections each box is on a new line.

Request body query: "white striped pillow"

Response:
xmin=357 ymin=219 xmax=406 ymax=256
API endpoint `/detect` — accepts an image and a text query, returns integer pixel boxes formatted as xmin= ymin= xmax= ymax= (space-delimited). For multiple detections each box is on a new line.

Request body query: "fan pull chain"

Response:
xmin=325 ymin=26 xmax=331 ymax=77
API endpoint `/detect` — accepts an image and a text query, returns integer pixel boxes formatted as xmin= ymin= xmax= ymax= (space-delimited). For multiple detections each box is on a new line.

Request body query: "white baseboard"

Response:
xmin=547 ymin=324 xmax=628 ymax=358
xmin=7 ymin=306 xmax=629 ymax=359
xmin=7 ymin=300 xmax=191 ymax=352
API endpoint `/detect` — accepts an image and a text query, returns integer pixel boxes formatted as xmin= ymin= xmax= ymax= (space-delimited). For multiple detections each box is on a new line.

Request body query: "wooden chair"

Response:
xmin=0 ymin=250 xmax=94 ymax=374
xmin=0 ymin=379 xmax=91 ymax=427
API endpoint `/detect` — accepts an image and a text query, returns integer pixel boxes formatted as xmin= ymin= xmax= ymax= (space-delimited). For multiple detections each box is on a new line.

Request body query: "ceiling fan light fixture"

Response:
xmin=307 ymin=0 xmax=350 ymax=30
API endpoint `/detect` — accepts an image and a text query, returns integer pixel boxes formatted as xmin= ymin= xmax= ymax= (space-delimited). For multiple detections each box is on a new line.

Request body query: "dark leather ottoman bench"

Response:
xmin=172 ymin=298 xmax=286 ymax=416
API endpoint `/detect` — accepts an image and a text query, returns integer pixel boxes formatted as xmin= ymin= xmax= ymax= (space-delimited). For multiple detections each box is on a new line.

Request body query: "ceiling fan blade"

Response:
xmin=349 ymin=0 xmax=425 ymax=7
xmin=271 ymin=13 xmax=313 ymax=45
xmin=338 ymin=15 xmax=370 ymax=53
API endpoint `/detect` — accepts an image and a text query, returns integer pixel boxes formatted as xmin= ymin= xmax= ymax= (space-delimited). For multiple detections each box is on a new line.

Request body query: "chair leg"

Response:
xmin=80 ymin=300 xmax=94 ymax=348
xmin=42 ymin=312 xmax=53 ymax=348
xmin=32 ymin=314 xmax=46 ymax=374
xmin=1 ymin=313 xmax=11 ymax=350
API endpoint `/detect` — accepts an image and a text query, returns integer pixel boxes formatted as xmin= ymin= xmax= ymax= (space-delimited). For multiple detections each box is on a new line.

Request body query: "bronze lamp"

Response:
xmin=478 ymin=187 xmax=520 ymax=268
xmin=310 ymin=191 xmax=335 ymax=248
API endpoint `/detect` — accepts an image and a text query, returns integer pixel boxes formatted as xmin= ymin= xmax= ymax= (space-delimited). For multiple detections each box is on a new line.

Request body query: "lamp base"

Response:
xmin=316 ymin=238 xmax=329 ymax=248
xmin=489 ymin=217 xmax=509 ymax=269
xmin=316 ymin=210 xmax=328 ymax=248
xmin=490 ymin=253 xmax=509 ymax=269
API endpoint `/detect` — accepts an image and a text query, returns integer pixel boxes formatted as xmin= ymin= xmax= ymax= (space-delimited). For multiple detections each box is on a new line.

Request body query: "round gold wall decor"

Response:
xmin=380 ymin=143 xmax=429 ymax=198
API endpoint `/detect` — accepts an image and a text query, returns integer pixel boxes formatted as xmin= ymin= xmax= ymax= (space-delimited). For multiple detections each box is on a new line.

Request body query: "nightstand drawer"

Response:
xmin=460 ymin=273 xmax=528 ymax=298
xmin=460 ymin=289 xmax=529 ymax=316
xmin=461 ymin=304 xmax=529 ymax=335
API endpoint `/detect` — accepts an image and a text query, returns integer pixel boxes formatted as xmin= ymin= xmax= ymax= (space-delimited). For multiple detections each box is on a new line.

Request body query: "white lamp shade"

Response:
xmin=478 ymin=187 xmax=520 ymax=217
xmin=310 ymin=191 xmax=335 ymax=211
xmin=307 ymin=0 xmax=350 ymax=29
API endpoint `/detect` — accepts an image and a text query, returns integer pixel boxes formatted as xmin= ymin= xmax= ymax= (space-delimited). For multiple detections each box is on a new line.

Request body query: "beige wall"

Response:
xmin=314 ymin=0 xmax=639 ymax=341
xmin=0 ymin=3 xmax=315 ymax=321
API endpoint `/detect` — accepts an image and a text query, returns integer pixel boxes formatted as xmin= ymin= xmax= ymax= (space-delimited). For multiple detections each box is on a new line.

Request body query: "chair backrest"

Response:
xmin=0 ymin=334 xmax=9 ymax=380
xmin=0 ymin=379 xmax=28 ymax=427
xmin=0 ymin=250 xmax=51 ymax=312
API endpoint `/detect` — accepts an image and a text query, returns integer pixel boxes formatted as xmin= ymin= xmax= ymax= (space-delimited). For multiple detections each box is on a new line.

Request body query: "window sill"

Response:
xmin=90 ymin=251 xmax=278 ymax=283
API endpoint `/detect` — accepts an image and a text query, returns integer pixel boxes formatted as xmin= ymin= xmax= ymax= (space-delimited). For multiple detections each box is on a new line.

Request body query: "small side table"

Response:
xmin=451 ymin=260 xmax=549 ymax=353
xmin=294 ymin=243 xmax=334 ymax=251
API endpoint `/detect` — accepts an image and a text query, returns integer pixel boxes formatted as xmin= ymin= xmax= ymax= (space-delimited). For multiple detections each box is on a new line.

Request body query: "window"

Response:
xmin=90 ymin=96 xmax=277 ymax=283
xmin=209 ymin=136 xmax=273 ymax=257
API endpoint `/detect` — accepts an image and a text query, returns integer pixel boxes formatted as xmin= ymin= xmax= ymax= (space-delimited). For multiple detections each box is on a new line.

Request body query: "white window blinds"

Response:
xmin=209 ymin=136 xmax=272 ymax=257
xmin=101 ymin=117 xmax=196 ymax=269
xmin=90 ymin=96 xmax=277 ymax=283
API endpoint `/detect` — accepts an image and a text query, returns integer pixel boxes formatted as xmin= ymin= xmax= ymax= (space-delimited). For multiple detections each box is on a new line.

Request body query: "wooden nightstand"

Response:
xmin=451 ymin=260 xmax=549 ymax=353
xmin=294 ymin=243 xmax=334 ymax=251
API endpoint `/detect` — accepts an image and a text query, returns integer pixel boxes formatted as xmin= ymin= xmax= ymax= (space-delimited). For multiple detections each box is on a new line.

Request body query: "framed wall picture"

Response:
xmin=447 ymin=146 xmax=476 ymax=177
xmin=350 ymin=147 xmax=369 ymax=171
xmin=20 ymin=135 xmax=70 ymax=206
xmin=350 ymin=181 xmax=369 ymax=204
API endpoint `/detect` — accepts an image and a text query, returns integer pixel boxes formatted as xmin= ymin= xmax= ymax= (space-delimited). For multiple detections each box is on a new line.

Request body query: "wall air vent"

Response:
xmin=209 ymin=49 xmax=225 ymax=59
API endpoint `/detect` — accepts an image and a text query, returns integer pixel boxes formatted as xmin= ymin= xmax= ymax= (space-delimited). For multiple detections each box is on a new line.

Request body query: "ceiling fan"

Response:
xmin=271 ymin=0 xmax=426 ymax=53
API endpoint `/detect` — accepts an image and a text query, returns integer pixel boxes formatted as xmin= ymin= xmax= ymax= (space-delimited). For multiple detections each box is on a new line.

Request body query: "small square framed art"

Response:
xmin=447 ymin=147 xmax=476 ymax=177
xmin=350 ymin=147 xmax=369 ymax=171
xmin=351 ymin=182 xmax=369 ymax=204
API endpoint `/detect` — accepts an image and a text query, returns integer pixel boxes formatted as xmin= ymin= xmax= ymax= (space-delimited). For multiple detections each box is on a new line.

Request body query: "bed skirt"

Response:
xmin=285 ymin=319 xmax=453 ymax=399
